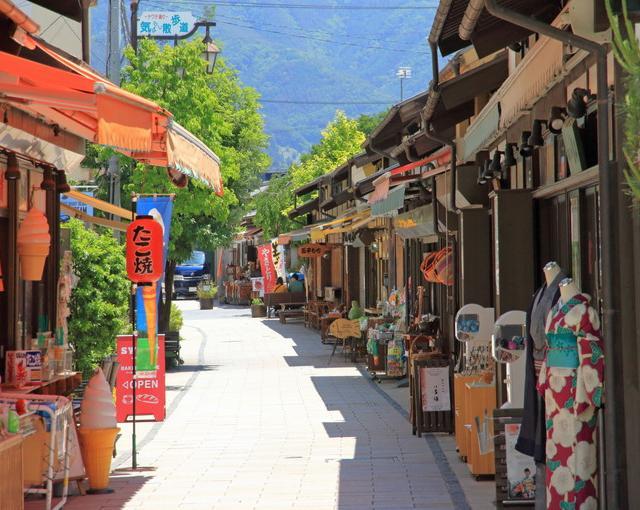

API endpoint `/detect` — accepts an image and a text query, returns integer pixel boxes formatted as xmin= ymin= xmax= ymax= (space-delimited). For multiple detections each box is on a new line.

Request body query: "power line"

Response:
xmin=260 ymin=99 xmax=394 ymax=105
xmin=214 ymin=13 xmax=426 ymax=50
xmin=144 ymin=2 xmax=431 ymax=54
xmin=214 ymin=18 xmax=429 ymax=54
xmin=157 ymin=1 xmax=437 ymax=10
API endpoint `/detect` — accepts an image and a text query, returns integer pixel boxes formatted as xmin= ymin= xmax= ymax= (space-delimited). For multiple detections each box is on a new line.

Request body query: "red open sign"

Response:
xmin=126 ymin=215 xmax=164 ymax=283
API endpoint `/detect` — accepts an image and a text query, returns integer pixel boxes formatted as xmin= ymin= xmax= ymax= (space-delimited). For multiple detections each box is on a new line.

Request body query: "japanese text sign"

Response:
xmin=138 ymin=11 xmax=197 ymax=37
xmin=258 ymin=243 xmax=277 ymax=293
xmin=126 ymin=215 xmax=163 ymax=284
xmin=116 ymin=335 xmax=166 ymax=422
xmin=297 ymin=243 xmax=332 ymax=258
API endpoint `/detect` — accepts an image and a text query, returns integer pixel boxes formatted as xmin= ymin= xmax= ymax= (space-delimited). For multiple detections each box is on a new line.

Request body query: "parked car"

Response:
xmin=173 ymin=251 xmax=209 ymax=299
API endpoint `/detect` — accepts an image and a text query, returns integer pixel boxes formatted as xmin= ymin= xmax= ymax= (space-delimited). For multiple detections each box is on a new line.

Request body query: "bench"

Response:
xmin=264 ymin=292 xmax=306 ymax=318
xmin=165 ymin=331 xmax=182 ymax=368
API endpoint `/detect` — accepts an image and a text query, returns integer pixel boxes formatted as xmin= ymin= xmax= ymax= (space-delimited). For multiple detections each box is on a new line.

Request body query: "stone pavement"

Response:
xmin=28 ymin=302 xmax=494 ymax=510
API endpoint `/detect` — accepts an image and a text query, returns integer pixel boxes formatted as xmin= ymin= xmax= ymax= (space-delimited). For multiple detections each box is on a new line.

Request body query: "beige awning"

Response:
xmin=63 ymin=189 xmax=132 ymax=219
xmin=60 ymin=203 xmax=129 ymax=231
xmin=167 ymin=121 xmax=222 ymax=195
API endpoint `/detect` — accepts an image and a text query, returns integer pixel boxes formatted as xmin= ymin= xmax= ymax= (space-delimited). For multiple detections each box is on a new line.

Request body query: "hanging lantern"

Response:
xmin=126 ymin=215 xmax=163 ymax=284
xmin=17 ymin=207 xmax=51 ymax=281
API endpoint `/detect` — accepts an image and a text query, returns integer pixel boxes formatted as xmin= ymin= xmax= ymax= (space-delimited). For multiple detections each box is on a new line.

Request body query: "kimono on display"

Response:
xmin=538 ymin=293 xmax=604 ymax=510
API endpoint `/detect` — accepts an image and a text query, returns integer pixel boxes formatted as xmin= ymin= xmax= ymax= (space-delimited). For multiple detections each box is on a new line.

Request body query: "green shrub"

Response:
xmin=196 ymin=280 xmax=218 ymax=299
xmin=65 ymin=219 xmax=129 ymax=376
xmin=169 ymin=303 xmax=183 ymax=332
xmin=251 ymin=298 xmax=264 ymax=306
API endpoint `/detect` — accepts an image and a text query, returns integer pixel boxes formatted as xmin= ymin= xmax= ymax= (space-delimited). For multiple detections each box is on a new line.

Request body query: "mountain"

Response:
xmin=90 ymin=1 xmax=440 ymax=170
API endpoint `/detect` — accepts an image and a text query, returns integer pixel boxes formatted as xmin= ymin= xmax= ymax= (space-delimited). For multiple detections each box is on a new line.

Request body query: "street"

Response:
xmin=42 ymin=302 xmax=492 ymax=510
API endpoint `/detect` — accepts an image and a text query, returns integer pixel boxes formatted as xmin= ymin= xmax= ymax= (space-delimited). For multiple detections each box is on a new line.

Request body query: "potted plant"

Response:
xmin=197 ymin=280 xmax=217 ymax=310
xmin=251 ymin=297 xmax=267 ymax=318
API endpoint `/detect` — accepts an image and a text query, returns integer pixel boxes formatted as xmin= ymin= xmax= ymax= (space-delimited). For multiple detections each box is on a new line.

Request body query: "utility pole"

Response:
xmin=396 ymin=66 xmax=412 ymax=102
xmin=107 ymin=0 xmax=121 ymax=85
xmin=107 ymin=0 xmax=121 ymax=238
xmin=131 ymin=0 xmax=139 ymax=53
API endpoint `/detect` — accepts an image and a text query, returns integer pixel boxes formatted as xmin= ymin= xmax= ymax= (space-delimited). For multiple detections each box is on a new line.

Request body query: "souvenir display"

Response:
xmin=492 ymin=311 xmax=527 ymax=408
xmin=538 ymin=278 xmax=604 ymax=510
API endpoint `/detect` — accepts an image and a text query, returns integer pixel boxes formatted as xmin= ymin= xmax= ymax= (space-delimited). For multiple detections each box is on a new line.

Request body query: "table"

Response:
xmin=0 ymin=435 xmax=24 ymax=510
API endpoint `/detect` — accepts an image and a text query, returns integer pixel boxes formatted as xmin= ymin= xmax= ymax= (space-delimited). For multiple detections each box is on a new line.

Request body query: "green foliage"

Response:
xmin=65 ymin=219 xmax=129 ymax=376
xmin=119 ymin=39 xmax=270 ymax=262
xmin=168 ymin=303 xmax=183 ymax=333
xmin=254 ymin=111 xmax=365 ymax=237
xmin=606 ymin=0 xmax=640 ymax=202
xmin=196 ymin=281 xmax=218 ymax=299
xmin=253 ymin=174 xmax=295 ymax=238
xmin=251 ymin=298 xmax=264 ymax=305
xmin=289 ymin=111 xmax=365 ymax=189
xmin=357 ymin=111 xmax=388 ymax=136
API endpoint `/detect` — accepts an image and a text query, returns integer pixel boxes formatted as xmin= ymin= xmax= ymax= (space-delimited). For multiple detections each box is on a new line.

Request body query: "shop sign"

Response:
xmin=258 ymin=243 xmax=277 ymax=293
xmin=126 ymin=215 xmax=164 ymax=284
xmin=251 ymin=277 xmax=264 ymax=297
xmin=138 ymin=11 xmax=197 ymax=37
xmin=328 ymin=319 xmax=360 ymax=339
xmin=116 ymin=334 xmax=166 ymax=423
xmin=393 ymin=205 xmax=435 ymax=240
xmin=421 ymin=366 xmax=451 ymax=412
xmin=297 ymin=243 xmax=332 ymax=258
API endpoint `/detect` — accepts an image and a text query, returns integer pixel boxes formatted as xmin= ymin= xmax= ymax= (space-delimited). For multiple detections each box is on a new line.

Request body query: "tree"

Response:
xmin=254 ymin=111 xmax=365 ymax=237
xmin=87 ymin=40 xmax=270 ymax=332
xmin=253 ymin=174 xmax=295 ymax=239
xmin=357 ymin=110 xmax=388 ymax=137
xmin=65 ymin=219 xmax=129 ymax=376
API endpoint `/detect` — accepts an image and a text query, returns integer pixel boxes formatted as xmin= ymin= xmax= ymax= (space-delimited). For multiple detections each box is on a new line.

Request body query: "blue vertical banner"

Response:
xmin=135 ymin=196 xmax=174 ymax=336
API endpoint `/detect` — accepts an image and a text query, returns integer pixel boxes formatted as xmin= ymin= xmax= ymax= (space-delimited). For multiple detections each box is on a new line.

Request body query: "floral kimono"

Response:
xmin=537 ymin=293 xmax=604 ymax=510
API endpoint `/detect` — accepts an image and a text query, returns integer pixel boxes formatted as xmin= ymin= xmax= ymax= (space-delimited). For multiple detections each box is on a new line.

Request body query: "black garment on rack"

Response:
xmin=515 ymin=282 xmax=560 ymax=463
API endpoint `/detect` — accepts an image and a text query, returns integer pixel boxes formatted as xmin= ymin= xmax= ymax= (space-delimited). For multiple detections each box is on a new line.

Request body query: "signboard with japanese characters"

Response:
xmin=297 ymin=243 xmax=332 ymax=258
xmin=126 ymin=215 xmax=163 ymax=284
xmin=258 ymin=243 xmax=277 ymax=293
xmin=421 ymin=366 xmax=451 ymax=412
xmin=138 ymin=11 xmax=197 ymax=38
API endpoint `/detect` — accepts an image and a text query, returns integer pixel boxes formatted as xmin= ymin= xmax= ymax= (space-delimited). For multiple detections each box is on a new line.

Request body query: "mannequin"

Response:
xmin=538 ymin=278 xmax=604 ymax=509
xmin=559 ymin=277 xmax=580 ymax=304
xmin=516 ymin=262 xmax=564 ymax=510
xmin=543 ymin=261 xmax=562 ymax=286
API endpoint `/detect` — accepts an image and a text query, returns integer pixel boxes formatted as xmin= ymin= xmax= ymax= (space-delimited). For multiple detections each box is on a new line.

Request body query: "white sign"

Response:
xmin=138 ymin=12 xmax=197 ymax=37
xmin=421 ymin=366 xmax=451 ymax=412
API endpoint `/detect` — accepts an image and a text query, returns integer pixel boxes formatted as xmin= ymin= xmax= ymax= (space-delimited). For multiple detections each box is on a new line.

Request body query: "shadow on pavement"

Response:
xmin=267 ymin=315 xmax=459 ymax=509
xmin=24 ymin=473 xmax=153 ymax=510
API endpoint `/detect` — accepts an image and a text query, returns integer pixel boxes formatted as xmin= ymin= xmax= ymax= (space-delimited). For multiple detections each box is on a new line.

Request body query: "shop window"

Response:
xmin=536 ymin=186 xmax=601 ymax=302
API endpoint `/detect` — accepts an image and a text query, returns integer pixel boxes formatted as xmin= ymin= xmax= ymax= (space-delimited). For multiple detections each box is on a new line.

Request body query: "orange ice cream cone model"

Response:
xmin=78 ymin=427 xmax=120 ymax=493
xmin=142 ymin=282 xmax=157 ymax=367
xmin=17 ymin=207 xmax=51 ymax=281
xmin=79 ymin=369 xmax=119 ymax=493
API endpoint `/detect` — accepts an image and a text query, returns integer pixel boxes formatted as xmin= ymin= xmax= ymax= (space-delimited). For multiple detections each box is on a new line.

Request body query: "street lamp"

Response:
xmin=396 ymin=66 xmax=412 ymax=102
xmin=131 ymin=1 xmax=220 ymax=73
xmin=201 ymin=25 xmax=220 ymax=75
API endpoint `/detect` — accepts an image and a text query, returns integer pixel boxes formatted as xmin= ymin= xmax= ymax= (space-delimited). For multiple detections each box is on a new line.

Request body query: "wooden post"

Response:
xmin=5 ymin=153 xmax=20 ymax=350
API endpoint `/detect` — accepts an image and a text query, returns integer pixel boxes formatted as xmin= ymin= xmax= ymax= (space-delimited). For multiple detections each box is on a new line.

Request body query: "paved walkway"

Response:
xmin=33 ymin=303 xmax=494 ymax=510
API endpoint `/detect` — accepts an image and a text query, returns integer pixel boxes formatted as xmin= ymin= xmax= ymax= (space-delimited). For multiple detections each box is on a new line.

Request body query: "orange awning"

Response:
xmin=0 ymin=40 xmax=223 ymax=193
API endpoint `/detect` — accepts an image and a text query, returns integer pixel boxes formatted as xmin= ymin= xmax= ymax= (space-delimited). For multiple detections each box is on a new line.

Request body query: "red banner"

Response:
xmin=116 ymin=334 xmax=166 ymax=423
xmin=258 ymin=243 xmax=277 ymax=293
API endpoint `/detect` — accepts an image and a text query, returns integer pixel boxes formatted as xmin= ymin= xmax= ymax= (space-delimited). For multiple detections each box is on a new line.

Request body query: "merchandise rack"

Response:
xmin=366 ymin=329 xmax=406 ymax=380
xmin=0 ymin=393 xmax=72 ymax=510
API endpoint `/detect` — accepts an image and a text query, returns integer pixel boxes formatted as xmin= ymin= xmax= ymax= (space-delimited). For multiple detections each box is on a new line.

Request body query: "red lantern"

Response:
xmin=126 ymin=215 xmax=164 ymax=284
